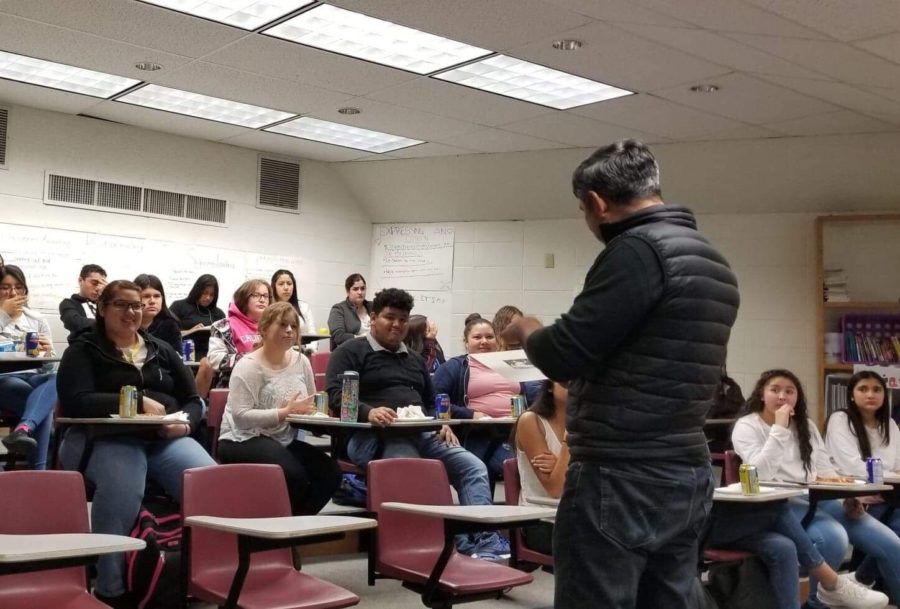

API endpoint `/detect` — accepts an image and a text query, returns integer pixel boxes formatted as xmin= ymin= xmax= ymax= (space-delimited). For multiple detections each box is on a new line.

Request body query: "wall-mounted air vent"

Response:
xmin=44 ymin=172 xmax=227 ymax=226
xmin=257 ymin=155 xmax=300 ymax=213
xmin=0 ymin=107 xmax=9 ymax=168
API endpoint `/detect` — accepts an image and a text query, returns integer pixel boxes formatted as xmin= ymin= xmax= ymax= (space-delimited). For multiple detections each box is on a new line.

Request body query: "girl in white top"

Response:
xmin=825 ymin=371 xmax=900 ymax=587
xmin=515 ymin=380 xmax=570 ymax=555
xmin=271 ymin=269 xmax=318 ymax=352
xmin=733 ymin=369 xmax=900 ymax=607
xmin=217 ymin=302 xmax=340 ymax=515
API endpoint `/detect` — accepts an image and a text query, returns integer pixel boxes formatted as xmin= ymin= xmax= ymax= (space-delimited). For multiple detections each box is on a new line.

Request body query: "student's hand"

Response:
xmin=426 ymin=322 xmax=438 ymax=339
xmin=142 ymin=397 xmax=167 ymax=416
xmin=500 ymin=316 xmax=543 ymax=350
xmin=37 ymin=334 xmax=53 ymax=353
xmin=843 ymin=497 xmax=866 ymax=519
xmin=158 ymin=423 xmax=190 ymax=439
xmin=773 ymin=403 xmax=794 ymax=428
xmin=439 ymin=425 xmax=459 ymax=446
xmin=531 ymin=452 xmax=558 ymax=474
xmin=368 ymin=407 xmax=397 ymax=427
xmin=1 ymin=295 xmax=25 ymax=318
xmin=278 ymin=394 xmax=315 ymax=419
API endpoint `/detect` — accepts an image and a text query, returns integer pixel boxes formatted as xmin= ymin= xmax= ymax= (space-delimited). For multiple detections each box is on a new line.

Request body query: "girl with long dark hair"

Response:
xmin=134 ymin=273 xmax=182 ymax=354
xmin=169 ymin=274 xmax=225 ymax=359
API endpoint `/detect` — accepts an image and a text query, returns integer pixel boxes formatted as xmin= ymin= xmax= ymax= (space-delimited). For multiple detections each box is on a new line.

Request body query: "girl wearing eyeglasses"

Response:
xmin=0 ymin=264 xmax=58 ymax=469
xmin=57 ymin=279 xmax=215 ymax=607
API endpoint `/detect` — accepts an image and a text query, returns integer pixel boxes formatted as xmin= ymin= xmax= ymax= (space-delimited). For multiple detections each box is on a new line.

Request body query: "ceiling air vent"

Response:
xmin=186 ymin=195 xmax=227 ymax=224
xmin=0 ymin=107 xmax=8 ymax=168
xmin=97 ymin=181 xmax=142 ymax=212
xmin=144 ymin=189 xmax=186 ymax=217
xmin=257 ymin=155 xmax=300 ymax=213
xmin=48 ymin=175 xmax=96 ymax=206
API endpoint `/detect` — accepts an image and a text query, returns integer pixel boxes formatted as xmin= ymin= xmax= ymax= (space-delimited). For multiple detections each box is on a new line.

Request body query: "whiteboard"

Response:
xmin=0 ymin=222 xmax=310 ymax=315
xmin=370 ymin=223 xmax=454 ymax=291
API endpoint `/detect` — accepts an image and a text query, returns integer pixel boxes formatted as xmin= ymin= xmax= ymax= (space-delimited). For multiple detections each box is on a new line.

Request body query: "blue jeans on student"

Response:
xmin=857 ymin=503 xmax=900 ymax=587
xmin=0 ymin=372 xmax=57 ymax=469
xmin=347 ymin=430 xmax=492 ymax=506
xmin=788 ymin=498 xmax=850 ymax=608
xmin=820 ymin=499 xmax=900 ymax=603
xmin=59 ymin=429 xmax=215 ymax=597
xmin=462 ymin=432 xmax=512 ymax=481
xmin=554 ymin=458 xmax=714 ymax=609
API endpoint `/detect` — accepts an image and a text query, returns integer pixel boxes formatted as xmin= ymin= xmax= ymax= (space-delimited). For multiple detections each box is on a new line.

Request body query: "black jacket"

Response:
xmin=57 ymin=328 xmax=203 ymax=432
xmin=146 ymin=316 xmax=183 ymax=355
xmin=59 ymin=293 xmax=96 ymax=342
xmin=526 ymin=205 xmax=739 ymax=464
xmin=169 ymin=299 xmax=225 ymax=357
xmin=327 ymin=298 xmax=373 ymax=351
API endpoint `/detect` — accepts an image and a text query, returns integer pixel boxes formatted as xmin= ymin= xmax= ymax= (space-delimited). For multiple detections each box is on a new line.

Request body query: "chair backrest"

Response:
xmin=0 ymin=471 xmax=91 ymax=601
xmin=206 ymin=389 xmax=228 ymax=461
xmin=310 ymin=352 xmax=330 ymax=392
xmin=367 ymin=459 xmax=450 ymax=563
xmin=724 ymin=450 xmax=742 ymax=485
xmin=182 ymin=464 xmax=294 ymax=587
xmin=502 ymin=458 xmax=520 ymax=506
xmin=501 ymin=458 xmax=554 ymax=568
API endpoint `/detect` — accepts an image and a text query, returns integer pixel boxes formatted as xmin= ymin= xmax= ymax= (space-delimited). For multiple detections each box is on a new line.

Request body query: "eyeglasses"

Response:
xmin=110 ymin=300 xmax=145 ymax=313
xmin=0 ymin=285 xmax=26 ymax=294
xmin=249 ymin=292 xmax=270 ymax=301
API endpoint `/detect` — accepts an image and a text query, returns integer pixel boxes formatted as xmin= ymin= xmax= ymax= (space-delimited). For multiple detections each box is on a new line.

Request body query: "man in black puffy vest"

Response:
xmin=503 ymin=140 xmax=739 ymax=609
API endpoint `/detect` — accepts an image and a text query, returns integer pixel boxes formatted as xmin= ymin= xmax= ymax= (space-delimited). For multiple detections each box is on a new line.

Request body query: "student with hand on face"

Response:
xmin=59 ymin=263 xmax=107 ymax=342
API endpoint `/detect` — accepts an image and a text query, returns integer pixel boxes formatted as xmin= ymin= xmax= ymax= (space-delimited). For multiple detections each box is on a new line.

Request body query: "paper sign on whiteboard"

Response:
xmin=371 ymin=224 xmax=454 ymax=291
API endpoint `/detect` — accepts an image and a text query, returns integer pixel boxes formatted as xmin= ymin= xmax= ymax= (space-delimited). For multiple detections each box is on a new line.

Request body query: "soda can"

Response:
xmin=314 ymin=391 xmax=328 ymax=415
xmin=118 ymin=385 xmax=138 ymax=418
xmin=739 ymin=464 xmax=760 ymax=495
xmin=510 ymin=394 xmax=526 ymax=417
xmin=435 ymin=393 xmax=451 ymax=420
xmin=866 ymin=458 xmax=884 ymax=484
xmin=340 ymin=371 xmax=359 ymax=422
xmin=25 ymin=332 xmax=40 ymax=357
xmin=182 ymin=339 xmax=195 ymax=362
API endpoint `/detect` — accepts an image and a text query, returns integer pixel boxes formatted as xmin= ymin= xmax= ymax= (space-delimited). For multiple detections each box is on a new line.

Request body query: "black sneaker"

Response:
xmin=1 ymin=429 xmax=37 ymax=457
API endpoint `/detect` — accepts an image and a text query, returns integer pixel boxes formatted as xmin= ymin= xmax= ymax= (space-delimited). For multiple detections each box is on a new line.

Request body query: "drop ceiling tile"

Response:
xmin=315 ymin=98 xmax=479 ymax=141
xmin=435 ymin=128 xmax=567 ymax=153
xmin=86 ymin=100 xmax=251 ymax=141
xmin=742 ymin=0 xmax=900 ymax=42
xmin=615 ymin=23 xmax=828 ymax=80
xmin=325 ymin=0 xmax=592 ymax=51
xmin=754 ymin=74 xmax=900 ymax=124
xmin=204 ymin=35 xmax=418 ymax=97
xmin=572 ymin=94 xmax=756 ymax=140
xmin=540 ymin=0 xmax=692 ymax=27
xmin=221 ymin=129 xmax=379 ymax=162
xmin=373 ymin=142 xmax=478 ymax=159
xmin=152 ymin=61 xmax=352 ymax=116
xmin=855 ymin=32 xmax=900 ymax=65
xmin=500 ymin=112 xmax=666 ymax=147
xmin=506 ymin=21 xmax=731 ymax=93
xmin=727 ymin=33 xmax=900 ymax=88
xmin=766 ymin=110 xmax=897 ymax=136
xmin=653 ymin=73 xmax=839 ymax=124
xmin=683 ymin=124 xmax=783 ymax=141
xmin=631 ymin=0 xmax=829 ymax=38
xmin=0 ymin=0 xmax=247 ymax=58
xmin=0 ymin=79 xmax=104 ymax=115
xmin=365 ymin=78 xmax=553 ymax=127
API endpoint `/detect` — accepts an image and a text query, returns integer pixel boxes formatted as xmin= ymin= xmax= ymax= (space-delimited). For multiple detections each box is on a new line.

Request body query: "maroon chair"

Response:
xmin=501 ymin=458 xmax=553 ymax=571
xmin=724 ymin=450 xmax=742 ymax=485
xmin=367 ymin=458 xmax=533 ymax=608
xmin=206 ymin=389 xmax=228 ymax=462
xmin=0 ymin=470 xmax=110 ymax=609
xmin=182 ymin=463 xmax=360 ymax=609
xmin=309 ymin=352 xmax=330 ymax=393
xmin=702 ymin=450 xmax=753 ymax=566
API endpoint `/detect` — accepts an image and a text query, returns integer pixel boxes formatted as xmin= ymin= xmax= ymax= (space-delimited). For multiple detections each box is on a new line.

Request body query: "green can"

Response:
xmin=739 ymin=464 xmax=760 ymax=495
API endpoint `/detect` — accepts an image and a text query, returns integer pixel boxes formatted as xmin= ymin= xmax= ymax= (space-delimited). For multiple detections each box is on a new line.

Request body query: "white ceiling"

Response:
xmin=1 ymin=0 xmax=900 ymax=164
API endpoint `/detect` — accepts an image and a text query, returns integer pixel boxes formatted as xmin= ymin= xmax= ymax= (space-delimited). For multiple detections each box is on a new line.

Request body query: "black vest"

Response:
xmin=568 ymin=206 xmax=740 ymax=464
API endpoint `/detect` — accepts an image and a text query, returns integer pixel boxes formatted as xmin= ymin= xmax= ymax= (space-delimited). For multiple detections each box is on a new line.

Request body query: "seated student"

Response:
xmin=57 ymin=280 xmax=214 ymax=608
xmin=134 ymin=274 xmax=182 ymax=354
xmin=492 ymin=305 xmax=523 ymax=351
xmin=434 ymin=314 xmax=539 ymax=480
xmin=218 ymin=302 xmax=340 ymax=514
xmin=733 ymin=369 xmax=900 ymax=608
xmin=169 ymin=274 xmax=226 ymax=359
xmin=402 ymin=314 xmax=445 ymax=373
xmin=327 ymin=273 xmax=372 ymax=351
xmin=271 ymin=269 xmax=318 ymax=352
xmin=59 ymin=263 xmax=107 ymax=342
xmin=0 ymin=265 xmax=58 ymax=469
xmin=826 ymin=371 xmax=900 ymax=587
xmin=325 ymin=288 xmax=508 ymax=560
xmin=206 ymin=279 xmax=270 ymax=391
xmin=515 ymin=380 xmax=569 ymax=555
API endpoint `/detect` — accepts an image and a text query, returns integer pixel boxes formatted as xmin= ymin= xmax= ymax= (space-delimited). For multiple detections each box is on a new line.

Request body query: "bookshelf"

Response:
xmin=815 ymin=214 xmax=900 ymax=420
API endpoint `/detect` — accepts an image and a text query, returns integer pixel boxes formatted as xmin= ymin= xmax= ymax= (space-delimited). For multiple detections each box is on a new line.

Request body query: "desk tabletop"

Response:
xmin=184 ymin=515 xmax=376 ymax=539
xmin=523 ymin=496 xmax=560 ymax=508
xmin=713 ymin=484 xmax=808 ymax=503
xmin=381 ymin=502 xmax=556 ymax=524
xmin=456 ymin=417 xmax=518 ymax=425
xmin=56 ymin=416 xmax=173 ymax=425
xmin=0 ymin=353 xmax=61 ymax=372
xmin=301 ymin=334 xmax=329 ymax=344
xmin=287 ymin=415 xmax=460 ymax=429
xmin=0 ymin=533 xmax=145 ymax=563
xmin=704 ymin=418 xmax=736 ymax=425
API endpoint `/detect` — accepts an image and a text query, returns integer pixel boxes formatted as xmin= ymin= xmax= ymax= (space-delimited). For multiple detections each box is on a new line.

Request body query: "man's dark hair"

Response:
xmin=372 ymin=288 xmax=414 ymax=315
xmin=572 ymin=139 xmax=661 ymax=206
xmin=79 ymin=264 xmax=107 ymax=279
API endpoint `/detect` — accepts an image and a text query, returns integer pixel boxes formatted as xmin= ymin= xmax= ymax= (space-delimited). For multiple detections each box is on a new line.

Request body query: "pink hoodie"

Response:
xmin=227 ymin=301 xmax=260 ymax=354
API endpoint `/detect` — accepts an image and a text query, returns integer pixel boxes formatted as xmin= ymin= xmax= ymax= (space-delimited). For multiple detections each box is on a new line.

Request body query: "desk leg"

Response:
xmin=801 ymin=499 xmax=818 ymax=529
xmin=422 ymin=525 xmax=456 ymax=608
xmin=224 ymin=536 xmax=252 ymax=609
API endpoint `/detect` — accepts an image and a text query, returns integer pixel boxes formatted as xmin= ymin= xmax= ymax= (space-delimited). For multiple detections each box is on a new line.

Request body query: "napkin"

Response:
xmin=161 ymin=411 xmax=190 ymax=423
xmin=396 ymin=405 xmax=429 ymax=419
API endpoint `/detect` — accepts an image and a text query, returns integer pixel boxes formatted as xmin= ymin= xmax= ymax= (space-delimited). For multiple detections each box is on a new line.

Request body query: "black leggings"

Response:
xmin=218 ymin=436 xmax=341 ymax=515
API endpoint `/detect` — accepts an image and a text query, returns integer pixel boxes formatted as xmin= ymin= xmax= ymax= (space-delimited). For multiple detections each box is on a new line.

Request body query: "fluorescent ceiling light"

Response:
xmin=264 ymin=4 xmax=491 ymax=74
xmin=434 ymin=55 xmax=633 ymax=110
xmin=141 ymin=0 xmax=314 ymax=30
xmin=0 ymin=50 xmax=139 ymax=98
xmin=117 ymin=84 xmax=295 ymax=128
xmin=266 ymin=117 xmax=423 ymax=153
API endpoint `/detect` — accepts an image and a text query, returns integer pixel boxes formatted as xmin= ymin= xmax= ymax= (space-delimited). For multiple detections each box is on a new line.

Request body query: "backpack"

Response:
xmin=707 ymin=372 xmax=745 ymax=453
xmin=331 ymin=473 xmax=367 ymax=507
xmin=707 ymin=556 xmax=779 ymax=609
xmin=126 ymin=505 xmax=183 ymax=609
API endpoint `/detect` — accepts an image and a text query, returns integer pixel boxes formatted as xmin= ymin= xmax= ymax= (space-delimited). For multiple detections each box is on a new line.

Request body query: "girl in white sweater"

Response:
xmin=733 ymin=369 xmax=900 ymax=607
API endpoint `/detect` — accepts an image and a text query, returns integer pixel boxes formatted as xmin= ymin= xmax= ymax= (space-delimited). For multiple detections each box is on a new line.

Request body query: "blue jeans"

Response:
xmin=789 ymin=498 xmax=850 ymax=608
xmin=554 ymin=459 xmax=714 ymax=609
xmin=59 ymin=429 xmax=215 ymax=597
xmin=857 ymin=503 xmax=900 ymax=587
xmin=462 ymin=432 xmax=512 ymax=481
xmin=347 ymin=430 xmax=492 ymax=506
xmin=0 ymin=372 xmax=57 ymax=469
xmin=820 ymin=499 xmax=900 ymax=603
